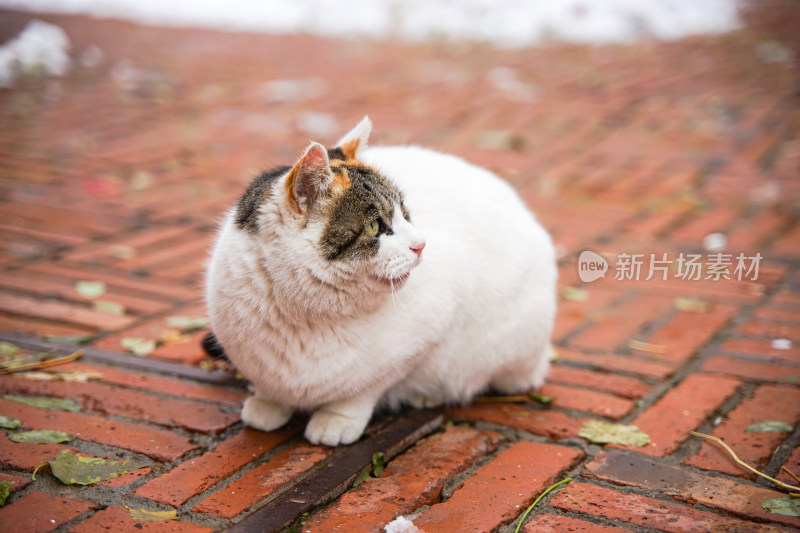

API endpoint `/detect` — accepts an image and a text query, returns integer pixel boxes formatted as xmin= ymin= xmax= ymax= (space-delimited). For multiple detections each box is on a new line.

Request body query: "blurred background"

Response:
xmin=0 ymin=0 xmax=797 ymax=362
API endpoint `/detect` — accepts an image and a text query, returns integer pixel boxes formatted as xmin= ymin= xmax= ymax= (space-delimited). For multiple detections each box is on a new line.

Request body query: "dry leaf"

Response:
xmin=121 ymin=337 xmax=156 ymax=357
xmin=628 ymin=340 xmax=668 ymax=354
xmin=0 ymin=416 xmax=21 ymax=429
xmin=746 ymin=421 xmax=793 ymax=433
xmin=9 ymin=429 xmax=74 ymax=444
xmin=3 ymin=395 xmax=81 ymax=412
xmin=762 ymin=497 xmax=800 ymax=517
xmin=36 ymin=450 xmax=151 ymax=485
xmin=0 ymin=342 xmax=20 ymax=356
xmin=93 ymin=300 xmax=125 ymax=316
xmin=562 ymin=287 xmax=589 ymax=302
xmin=673 ymin=297 xmax=713 ymax=313
xmin=578 ymin=420 xmax=650 ymax=447
xmin=75 ymin=281 xmax=106 ymax=300
xmin=19 ymin=370 xmax=103 ymax=382
xmin=128 ymin=508 xmax=179 ymax=522
xmin=165 ymin=316 xmax=209 ymax=331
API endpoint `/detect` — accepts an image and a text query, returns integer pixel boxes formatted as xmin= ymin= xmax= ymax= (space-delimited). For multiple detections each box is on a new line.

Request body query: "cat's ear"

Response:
xmin=285 ymin=142 xmax=332 ymax=214
xmin=334 ymin=115 xmax=372 ymax=160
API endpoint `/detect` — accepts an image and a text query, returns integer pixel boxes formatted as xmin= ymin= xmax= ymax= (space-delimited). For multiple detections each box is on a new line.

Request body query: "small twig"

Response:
xmin=0 ymin=350 xmax=84 ymax=375
xmin=690 ymin=431 xmax=800 ymax=493
xmin=475 ymin=395 xmax=531 ymax=404
xmin=514 ymin=478 xmax=572 ymax=533
xmin=782 ymin=466 xmax=800 ymax=485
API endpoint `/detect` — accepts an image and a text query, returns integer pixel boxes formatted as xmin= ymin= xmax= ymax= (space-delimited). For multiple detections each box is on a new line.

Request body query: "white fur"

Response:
xmin=206 ymin=117 xmax=557 ymax=446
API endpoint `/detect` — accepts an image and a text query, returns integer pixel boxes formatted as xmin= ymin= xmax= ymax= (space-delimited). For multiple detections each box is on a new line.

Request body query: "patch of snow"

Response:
xmin=385 ymin=516 xmax=424 ymax=533
xmin=0 ymin=19 xmax=70 ymax=87
xmin=0 ymin=0 xmax=741 ymax=47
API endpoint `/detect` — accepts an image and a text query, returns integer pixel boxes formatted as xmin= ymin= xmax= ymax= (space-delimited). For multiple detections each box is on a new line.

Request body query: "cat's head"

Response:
xmin=236 ymin=117 xmax=425 ymax=308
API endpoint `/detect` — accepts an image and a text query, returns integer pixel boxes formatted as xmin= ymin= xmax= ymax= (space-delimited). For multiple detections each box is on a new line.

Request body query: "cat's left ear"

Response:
xmin=334 ymin=115 xmax=372 ymax=160
xmin=285 ymin=142 xmax=332 ymax=214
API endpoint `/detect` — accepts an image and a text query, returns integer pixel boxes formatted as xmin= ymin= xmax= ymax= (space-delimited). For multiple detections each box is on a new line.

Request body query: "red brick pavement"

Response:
xmin=1 ymin=3 xmax=800 ymax=532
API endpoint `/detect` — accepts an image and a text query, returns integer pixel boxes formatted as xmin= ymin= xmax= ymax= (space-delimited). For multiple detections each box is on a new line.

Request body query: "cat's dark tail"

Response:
xmin=202 ymin=331 xmax=229 ymax=361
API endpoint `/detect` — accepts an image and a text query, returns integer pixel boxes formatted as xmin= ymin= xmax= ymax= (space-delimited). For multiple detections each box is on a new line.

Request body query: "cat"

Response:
xmin=205 ymin=116 xmax=557 ymax=446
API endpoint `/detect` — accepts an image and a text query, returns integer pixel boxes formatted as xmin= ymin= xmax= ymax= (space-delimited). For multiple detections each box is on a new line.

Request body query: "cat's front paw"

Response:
xmin=241 ymin=396 xmax=292 ymax=432
xmin=305 ymin=410 xmax=368 ymax=446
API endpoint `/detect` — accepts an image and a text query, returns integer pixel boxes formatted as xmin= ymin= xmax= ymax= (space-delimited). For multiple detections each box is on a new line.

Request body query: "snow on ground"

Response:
xmin=0 ymin=19 xmax=70 ymax=87
xmin=0 ymin=0 xmax=740 ymax=47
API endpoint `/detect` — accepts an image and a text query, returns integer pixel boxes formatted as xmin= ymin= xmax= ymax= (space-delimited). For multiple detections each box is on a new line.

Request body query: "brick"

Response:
xmin=305 ymin=426 xmax=503 ymax=532
xmin=556 ymin=348 xmax=675 ymax=379
xmin=0 ymin=398 xmax=196 ymax=462
xmin=551 ymin=482 xmax=790 ymax=533
xmin=642 ymin=303 xmax=738 ymax=365
xmin=0 ymin=439 xmax=77 ymax=471
xmin=410 ymin=441 xmax=583 ymax=533
xmin=569 ymin=296 xmax=672 ymax=352
xmin=701 ymin=356 xmax=800 ymax=384
xmin=0 ymin=312 xmax=95 ymax=338
xmin=553 ymin=287 xmax=621 ymax=341
xmin=537 ymin=383 xmax=634 ymax=419
xmin=547 ymin=365 xmax=651 ymax=399
xmin=0 ymin=472 xmax=32 ymax=492
xmin=736 ymin=320 xmax=800 ymax=341
xmin=135 ymin=426 xmax=297 ymax=507
xmin=584 ymin=452 xmax=800 ymax=528
xmin=193 ymin=442 xmax=332 ymax=518
xmin=685 ymin=385 xmax=800 ymax=477
xmin=447 ymin=402 xmax=589 ymax=441
xmin=0 ymin=269 xmax=173 ymax=315
xmin=59 ymin=361 xmax=245 ymax=407
xmin=94 ymin=320 xmax=209 ymax=365
xmin=622 ymin=374 xmax=740 ymax=456
xmin=0 ymin=491 xmax=96 ymax=533
xmin=27 ymin=263 xmax=200 ymax=302
xmin=721 ymin=338 xmax=800 ymax=362
xmin=70 ymin=506 xmax=214 ymax=532
xmin=0 ymin=374 xmax=239 ymax=434
xmin=0 ymin=291 xmax=135 ymax=331
xmin=523 ymin=514 xmax=627 ymax=533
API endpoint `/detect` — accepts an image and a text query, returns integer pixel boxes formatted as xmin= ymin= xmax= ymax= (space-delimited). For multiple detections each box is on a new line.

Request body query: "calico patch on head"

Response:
xmin=235 ymin=165 xmax=290 ymax=233
xmin=320 ymin=163 xmax=407 ymax=261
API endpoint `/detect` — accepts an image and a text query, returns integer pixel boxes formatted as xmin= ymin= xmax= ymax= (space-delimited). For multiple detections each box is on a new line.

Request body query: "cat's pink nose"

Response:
xmin=410 ymin=241 xmax=426 ymax=256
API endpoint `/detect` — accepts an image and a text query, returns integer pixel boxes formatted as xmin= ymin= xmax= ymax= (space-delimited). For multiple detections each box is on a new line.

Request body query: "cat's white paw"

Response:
xmin=241 ymin=396 xmax=292 ymax=432
xmin=305 ymin=410 xmax=368 ymax=446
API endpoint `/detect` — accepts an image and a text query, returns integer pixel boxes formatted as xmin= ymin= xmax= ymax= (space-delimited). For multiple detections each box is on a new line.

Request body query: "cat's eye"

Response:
xmin=364 ymin=220 xmax=380 ymax=237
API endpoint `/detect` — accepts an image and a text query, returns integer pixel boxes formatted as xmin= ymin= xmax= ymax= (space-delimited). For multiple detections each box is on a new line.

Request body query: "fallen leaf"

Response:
xmin=561 ymin=287 xmax=589 ymax=302
xmin=128 ymin=508 xmax=178 ymax=522
xmin=771 ymin=339 xmax=792 ymax=351
xmin=9 ymin=429 xmax=74 ymax=444
xmin=578 ymin=420 xmax=650 ymax=447
xmin=18 ymin=370 xmax=103 ymax=382
xmin=75 ymin=281 xmax=106 ymax=300
xmin=121 ymin=337 xmax=156 ymax=357
xmin=628 ymin=340 xmax=668 ymax=354
xmin=3 ymin=395 xmax=81 ymax=412
xmin=0 ymin=480 xmax=10 ymax=507
xmin=762 ymin=496 xmax=800 ymax=517
xmin=93 ymin=300 xmax=126 ymax=316
xmin=0 ymin=416 xmax=21 ymax=429
xmin=0 ymin=342 xmax=20 ymax=356
xmin=372 ymin=452 xmax=385 ymax=477
xmin=673 ymin=297 xmax=713 ymax=314
xmin=745 ymin=421 xmax=793 ymax=433
xmin=37 ymin=450 xmax=151 ymax=485
xmin=109 ymin=245 xmax=136 ymax=260
xmin=165 ymin=316 xmax=209 ymax=331
xmin=529 ymin=393 xmax=555 ymax=404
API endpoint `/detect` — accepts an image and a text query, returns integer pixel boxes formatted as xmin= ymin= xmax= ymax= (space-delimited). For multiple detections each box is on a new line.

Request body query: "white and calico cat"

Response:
xmin=205 ymin=117 xmax=556 ymax=446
